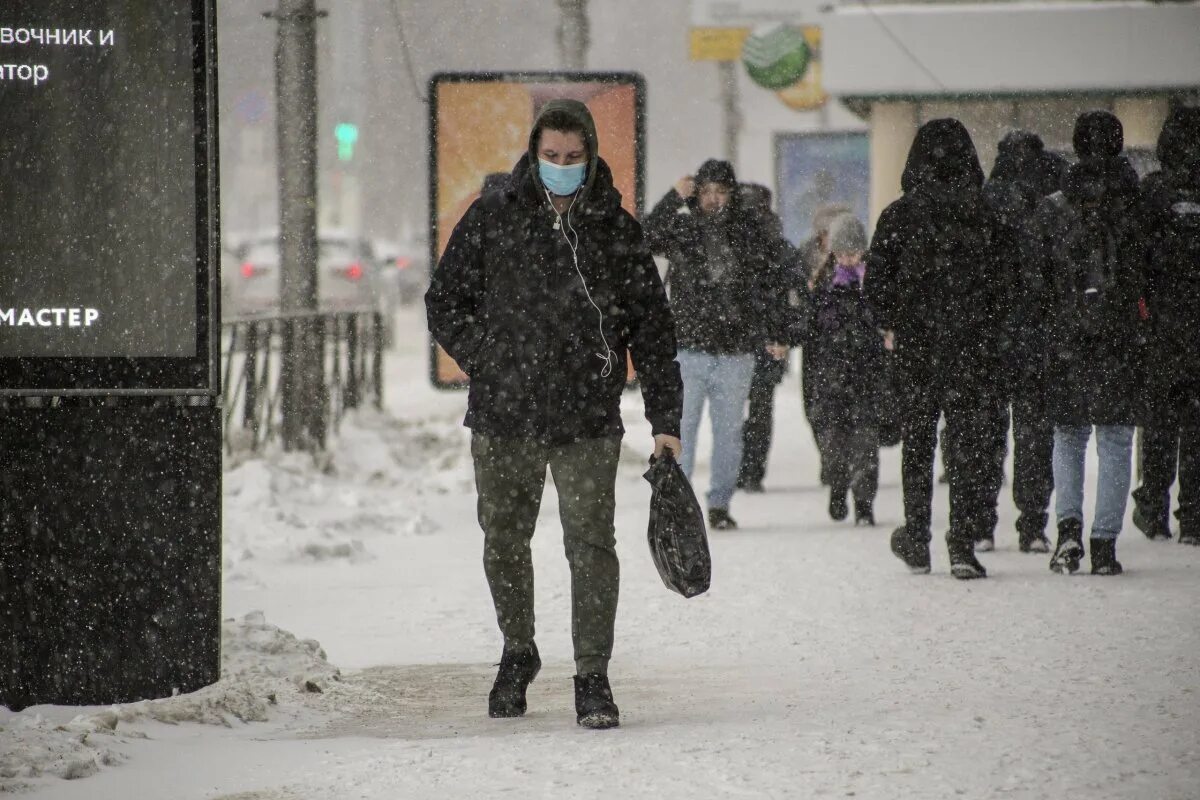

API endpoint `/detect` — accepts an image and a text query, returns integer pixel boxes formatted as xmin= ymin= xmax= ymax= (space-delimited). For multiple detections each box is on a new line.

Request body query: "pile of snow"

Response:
xmin=223 ymin=409 xmax=462 ymax=584
xmin=0 ymin=613 xmax=337 ymax=791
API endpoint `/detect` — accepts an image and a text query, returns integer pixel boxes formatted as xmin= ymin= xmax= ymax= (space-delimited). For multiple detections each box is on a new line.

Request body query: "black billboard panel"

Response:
xmin=0 ymin=0 xmax=217 ymax=393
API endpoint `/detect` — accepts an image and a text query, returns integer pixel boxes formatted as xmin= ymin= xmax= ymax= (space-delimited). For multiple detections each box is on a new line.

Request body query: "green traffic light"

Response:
xmin=334 ymin=122 xmax=359 ymax=162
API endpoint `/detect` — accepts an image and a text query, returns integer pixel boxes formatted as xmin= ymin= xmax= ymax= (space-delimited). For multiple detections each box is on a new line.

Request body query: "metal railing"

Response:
xmin=220 ymin=309 xmax=384 ymax=453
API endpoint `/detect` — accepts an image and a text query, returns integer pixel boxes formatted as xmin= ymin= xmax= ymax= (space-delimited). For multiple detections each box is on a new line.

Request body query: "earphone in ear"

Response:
xmin=545 ymin=188 xmax=619 ymax=378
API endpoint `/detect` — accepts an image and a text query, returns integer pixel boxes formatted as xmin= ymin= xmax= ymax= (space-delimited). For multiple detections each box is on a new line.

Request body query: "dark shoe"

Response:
xmin=574 ymin=673 xmax=619 ymax=729
xmin=974 ymin=535 xmax=995 ymax=553
xmin=1090 ymin=538 xmax=1123 ymax=575
xmin=1179 ymin=530 xmax=1200 ymax=546
xmin=854 ymin=499 xmax=875 ymax=527
xmin=739 ymin=480 xmax=765 ymax=494
xmin=829 ymin=486 xmax=849 ymax=521
xmin=1016 ymin=512 xmax=1050 ymax=553
xmin=1050 ymin=519 xmax=1085 ymax=574
xmin=1132 ymin=505 xmax=1172 ymax=541
xmin=708 ymin=507 xmax=738 ymax=530
xmin=488 ymin=643 xmax=541 ymax=718
xmin=890 ymin=526 xmax=931 ymax=574
xmin=949 ymin=539 xmax=987 ymax=580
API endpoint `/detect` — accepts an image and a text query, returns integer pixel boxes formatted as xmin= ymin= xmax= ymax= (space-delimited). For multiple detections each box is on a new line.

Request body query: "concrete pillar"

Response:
xmin=869 ymin=101 xmax=918 ymax=225
xmin=1113 ymin=95 xmax=1169 ymax=151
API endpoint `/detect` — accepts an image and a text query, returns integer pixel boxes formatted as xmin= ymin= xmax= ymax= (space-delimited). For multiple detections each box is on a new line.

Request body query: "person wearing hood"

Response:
xmin=1131 ymin=106 xmax=1200 ymax=547
xmin=1030 ymin=110 xmax=1146 ymax=575
xmin=972 ymin=130 xmax=1062 ymax=554
xmin=645 ymin=159 xmax=793 ymax=530
xmin=426 ymin=100 xmax=683 ymax=729
xmin=866 ymin=118 xmax=1008 ymax=580
xmin=736 ymin=183 xmax=805 ymax=493
xmin=806 ymin=212 xmax=886 ymax=525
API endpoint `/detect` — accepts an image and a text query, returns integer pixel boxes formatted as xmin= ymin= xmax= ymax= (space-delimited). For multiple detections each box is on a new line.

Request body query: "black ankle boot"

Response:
xmin=854 ymin=498 xmax=875 ymax=527
xmin=890 ymin=525 xmax=931 ymax=574
xmin=574 ymin=673 xmax=619 ymax=729
xmin=829 ymin=486 xmax=849 ymax=521
xmin=488 ymin=643 xmax=541 ymax=718
xmin=1090 ymin=538 xmax=1123 ymax=575
xmin=1050 ymin=519 xmax=1084 ymax=574
xmin=948 ymin=537 xmax=987 ymax=579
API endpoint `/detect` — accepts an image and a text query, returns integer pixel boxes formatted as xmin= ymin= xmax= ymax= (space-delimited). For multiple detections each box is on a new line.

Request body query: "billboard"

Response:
xmin=776 ymin=132 xmax=870 ymax=246
xmin=0 ymin=0 xmax=218 ymax=392
xmin=428 ymin=72 xmax=645 ymax=389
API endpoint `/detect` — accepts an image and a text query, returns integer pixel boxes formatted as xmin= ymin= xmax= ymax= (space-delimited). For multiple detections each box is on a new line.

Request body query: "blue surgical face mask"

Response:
xmin=539 ymin=158 xmax=587 ymax=196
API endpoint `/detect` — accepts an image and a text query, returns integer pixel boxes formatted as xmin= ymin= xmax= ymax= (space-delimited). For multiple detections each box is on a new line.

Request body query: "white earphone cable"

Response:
xmin=546 ymin=187 xmax=618 ymax=378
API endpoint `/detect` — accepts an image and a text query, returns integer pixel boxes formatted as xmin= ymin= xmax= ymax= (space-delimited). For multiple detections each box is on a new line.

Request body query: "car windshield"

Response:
xmin=243 ymin=242 xmax=279 ymax=264
xmin=318 ymin=240 xmax=356 ymax=262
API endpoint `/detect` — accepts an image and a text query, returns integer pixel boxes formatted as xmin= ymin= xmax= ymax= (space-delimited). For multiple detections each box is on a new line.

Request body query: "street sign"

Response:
xmin=0 ymin=0 xmax=218 ymax=393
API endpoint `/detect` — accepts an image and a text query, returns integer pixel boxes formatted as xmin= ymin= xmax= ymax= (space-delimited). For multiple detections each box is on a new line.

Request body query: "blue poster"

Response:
xmin=776 ymin=133 xmax=870 ymax=246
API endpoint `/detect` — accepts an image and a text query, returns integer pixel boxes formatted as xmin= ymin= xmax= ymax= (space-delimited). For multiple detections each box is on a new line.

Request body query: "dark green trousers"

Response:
xmin=471 ymin=434 xmax=621 ymax=676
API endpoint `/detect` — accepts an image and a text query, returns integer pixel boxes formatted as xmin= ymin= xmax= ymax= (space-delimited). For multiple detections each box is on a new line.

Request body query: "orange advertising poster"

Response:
xmin=429 ymin=73 xmax=645 ymax=388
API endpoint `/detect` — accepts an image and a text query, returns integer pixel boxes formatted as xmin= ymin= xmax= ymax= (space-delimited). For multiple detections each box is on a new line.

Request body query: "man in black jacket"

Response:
xmin=1032 ymin=111 xmax=1144 ymax=576
xmin=866 ymin=119 xmax=1007 ymax=580
xmin=645 ymin=160 xmax=791 ymax=530
xmin=976 ymin=130 xmax=1060 ymax=554
xmin=426 ymin=100 xmax=683 ymax=729
xmin=1132 ymin=106 xmax=1200 ymax=547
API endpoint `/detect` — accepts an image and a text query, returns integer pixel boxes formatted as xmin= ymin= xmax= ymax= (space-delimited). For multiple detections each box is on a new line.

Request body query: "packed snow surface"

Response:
xmin=3 ymin=307 xmax=1197 ymax=799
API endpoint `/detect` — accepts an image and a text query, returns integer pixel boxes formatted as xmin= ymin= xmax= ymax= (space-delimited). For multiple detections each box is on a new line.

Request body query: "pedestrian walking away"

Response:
xmin=736 ymin=183 xmax=805 ymax=493
xmin=1133 ymin=106 xmax=1200 ymax=547
xmin=1029 ymin=110 xmax=1146 ymax=575
xmin=977 ymin=130 xmax=1064 ymax=554
xmin=805 ymin=212 xmax=885 ymax=527
xmin=866 ymin=118 xmax=1009 ymax=580
xmin=425 ymin=99 xmax=684 ymax=728
xmin=645 ymin=159 xmax=793 ymax=531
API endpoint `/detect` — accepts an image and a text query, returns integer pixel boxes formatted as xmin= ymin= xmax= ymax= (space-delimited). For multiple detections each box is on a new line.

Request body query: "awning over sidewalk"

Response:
xmin=822 ymin=1 xmax=1200 ymax=99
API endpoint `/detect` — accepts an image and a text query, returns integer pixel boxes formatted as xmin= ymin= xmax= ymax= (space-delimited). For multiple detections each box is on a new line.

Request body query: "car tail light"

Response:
xmin=395 ymin=256 xmax=412 ymax=271
xmin=240 ymin=262 xmax=257 ymax=278
xmin=343 ymin=262 xmax=364 ymax=281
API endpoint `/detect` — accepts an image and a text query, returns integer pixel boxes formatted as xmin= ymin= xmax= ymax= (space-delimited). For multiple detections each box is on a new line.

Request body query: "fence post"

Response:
xmin=243 ymin=322 xmax=259 ymax=433
xmin=373 ymin=311 xmax=384 ymax=410
xmin=346 ymin=313 xmax=360 ymax=410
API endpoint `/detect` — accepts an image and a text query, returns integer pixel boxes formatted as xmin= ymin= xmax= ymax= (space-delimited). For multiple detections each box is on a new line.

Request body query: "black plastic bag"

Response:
xmin=643 ymin=453 xmax=711 ymax=598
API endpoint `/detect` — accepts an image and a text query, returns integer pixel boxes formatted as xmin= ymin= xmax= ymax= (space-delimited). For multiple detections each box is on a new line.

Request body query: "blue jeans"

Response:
xmin=1053 ymin=425 xmax=1135 ymax=540
xmin=677 ymin=350 xmax=756 ymax=511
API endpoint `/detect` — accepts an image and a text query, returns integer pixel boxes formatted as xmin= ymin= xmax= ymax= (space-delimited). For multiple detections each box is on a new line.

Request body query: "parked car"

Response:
xmin=373 ymin=234 xmax=429 ymax=306
xmin=223 ymin=229 xmax=383 ymax=319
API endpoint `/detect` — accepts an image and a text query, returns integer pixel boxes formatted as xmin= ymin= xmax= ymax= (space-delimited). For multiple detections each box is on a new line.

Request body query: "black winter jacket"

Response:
xmin=806 ymin=274 xmax=886 ymax=433
xmin=865 ymin=119 xmax=1007 ymax=391
xmin=1139 ymin=107 xmax=1200 ymax=424
xmin=1030 ymin=157 xmax=1145 ymax=426
xmin=426 ymin=157 xmax=683 ymax=443
xmin=644 ymin=189 xmax=793 ymax=354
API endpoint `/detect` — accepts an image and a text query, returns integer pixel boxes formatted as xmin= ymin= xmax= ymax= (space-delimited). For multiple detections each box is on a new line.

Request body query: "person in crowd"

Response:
xmin=1030 ymin=110 xmax=1145 ymax=575
xmin=974 ymin=130 xmax=1061 ymax=554
xmin=737 ymin=182 xmax=804 ymax=493
xmin=1132 ymin=106 xmax=1200 ymax=547
xmin=799 ymin=204 xmax=852 ymax=485
xmin=866 ymin=118 xmax=1007 ymax=580
xmin=645 ymin=160 xmax=791 ymax=530
xmin=806 ymin=212 xmax=885 ymax=525
xmin=426 ymin=100 xmax=683 ymax=728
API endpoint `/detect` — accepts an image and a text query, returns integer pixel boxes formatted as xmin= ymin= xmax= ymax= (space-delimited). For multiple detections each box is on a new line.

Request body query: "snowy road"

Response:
xmin=6 ymin=306 xmax=1199 ymax=799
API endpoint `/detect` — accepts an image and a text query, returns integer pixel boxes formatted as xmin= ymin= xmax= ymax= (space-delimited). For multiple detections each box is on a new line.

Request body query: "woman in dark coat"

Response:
xmin=1132 ymin=106 xmax=1200 ymax=546
xmin=866 ymin=118 xmax=1008 ymax=580
xmin=807 ymin=213 xmax=885 ymax=526
xmin=1030 ymin=111 xmax=1145 ymax=575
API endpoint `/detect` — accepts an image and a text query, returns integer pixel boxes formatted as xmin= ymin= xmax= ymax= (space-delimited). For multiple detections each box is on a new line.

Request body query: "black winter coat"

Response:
xmin=1140 ymin=170 xmax=1200 ymax=424
xmin=645 ymin=190 xmax=793 ymax=354
xmin=807 ymin=275 xmax=886 ymax=433
xmin=425 ymin=157 xmax=683 ymax=444
xmin=865 ymin=120 xmax=1007 ymax=392
xmin=1030 ymin=158 xmax=1145 ymax=426
xmin=984 ymin=176 xmax=1050 ymax=401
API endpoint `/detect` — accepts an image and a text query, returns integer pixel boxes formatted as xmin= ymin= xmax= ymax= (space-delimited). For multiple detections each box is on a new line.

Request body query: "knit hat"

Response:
xmin=1073 ymin=111 xmax=1124 ymax=161
xmin=695 ymin=159 xmax=737 ymax=189
xmin=828 ymin=213 xmax=868 ymax=255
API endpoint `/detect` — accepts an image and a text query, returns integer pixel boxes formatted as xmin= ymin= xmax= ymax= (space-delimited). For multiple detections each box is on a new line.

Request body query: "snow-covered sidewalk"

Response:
xmin=4 ymin=307 xmax=1198 ymax=799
